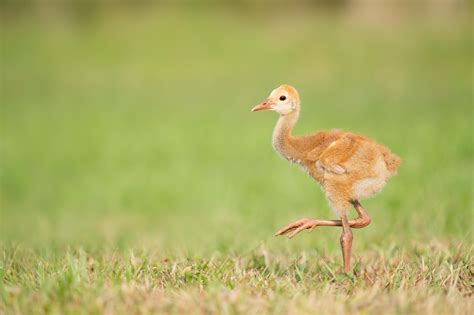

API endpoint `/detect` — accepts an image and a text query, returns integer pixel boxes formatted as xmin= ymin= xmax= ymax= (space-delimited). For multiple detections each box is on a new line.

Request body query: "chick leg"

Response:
xmin=340 ymin=213 xmax=353 ymax=273
xmin=274 ymin=200 xmax=371 ymax=238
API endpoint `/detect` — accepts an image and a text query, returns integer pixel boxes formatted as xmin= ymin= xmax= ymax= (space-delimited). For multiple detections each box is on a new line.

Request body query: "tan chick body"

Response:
xmin=252 ymin=84 xmax=401 ymax=272
xmin=273 ymin=120 xmax=400 ymax=213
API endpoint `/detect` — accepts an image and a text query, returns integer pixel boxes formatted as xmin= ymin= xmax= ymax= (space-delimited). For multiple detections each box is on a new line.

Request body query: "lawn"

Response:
xmin=1 ymin=5 xmax=473 ymax=314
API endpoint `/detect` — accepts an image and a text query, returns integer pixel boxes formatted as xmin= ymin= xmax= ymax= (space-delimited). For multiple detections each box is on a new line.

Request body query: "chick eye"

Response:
xmin=279 ymin=95 xmax=286 ymax=101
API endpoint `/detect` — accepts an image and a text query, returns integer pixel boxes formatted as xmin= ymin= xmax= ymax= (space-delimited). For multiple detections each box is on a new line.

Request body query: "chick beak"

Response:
xmin=251 ymin=99 xmax=274 ymax=112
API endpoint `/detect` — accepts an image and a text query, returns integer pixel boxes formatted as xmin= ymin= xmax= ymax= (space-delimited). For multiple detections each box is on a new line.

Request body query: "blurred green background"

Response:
xmin=1 ymin=1 xmax=472 ymax=255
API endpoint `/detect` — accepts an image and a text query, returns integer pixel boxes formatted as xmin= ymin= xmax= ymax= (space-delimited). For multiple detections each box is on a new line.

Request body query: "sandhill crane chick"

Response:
xmin=251 ymin=84 xmax=401 ymax=272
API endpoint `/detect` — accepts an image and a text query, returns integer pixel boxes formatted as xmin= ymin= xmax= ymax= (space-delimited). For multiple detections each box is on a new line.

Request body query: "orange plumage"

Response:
xmin=252 ymin=84 xmax=401 ymax=272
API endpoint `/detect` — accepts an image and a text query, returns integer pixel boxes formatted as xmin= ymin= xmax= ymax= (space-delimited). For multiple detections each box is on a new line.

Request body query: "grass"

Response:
xmin=1 ymin=6 xmax=473 ymax=314
xmin=2 ymin=242 xmax=472 ymax=314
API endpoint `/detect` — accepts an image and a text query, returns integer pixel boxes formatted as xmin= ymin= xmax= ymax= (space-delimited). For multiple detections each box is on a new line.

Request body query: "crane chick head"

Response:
xmin=252 ymin=84 xmax=300 ymax=116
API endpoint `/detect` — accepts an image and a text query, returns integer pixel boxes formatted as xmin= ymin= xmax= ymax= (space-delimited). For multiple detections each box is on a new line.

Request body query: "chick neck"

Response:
xmin=272 ymin=109 xmax=301 ymax=161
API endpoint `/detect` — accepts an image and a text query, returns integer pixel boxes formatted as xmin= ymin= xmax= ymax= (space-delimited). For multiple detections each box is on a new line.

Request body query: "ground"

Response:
xmin=1 ymin=6 xmax=473 ymax=315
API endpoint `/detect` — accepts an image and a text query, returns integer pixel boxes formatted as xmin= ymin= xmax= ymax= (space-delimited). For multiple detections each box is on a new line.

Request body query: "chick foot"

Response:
xmin=274 ymin=218 xmax=320 ymax=239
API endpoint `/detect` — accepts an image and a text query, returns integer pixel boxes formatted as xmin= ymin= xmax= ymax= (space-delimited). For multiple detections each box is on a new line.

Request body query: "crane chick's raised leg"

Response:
xmin=274 ymin=200 xmax=371 ymax=272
